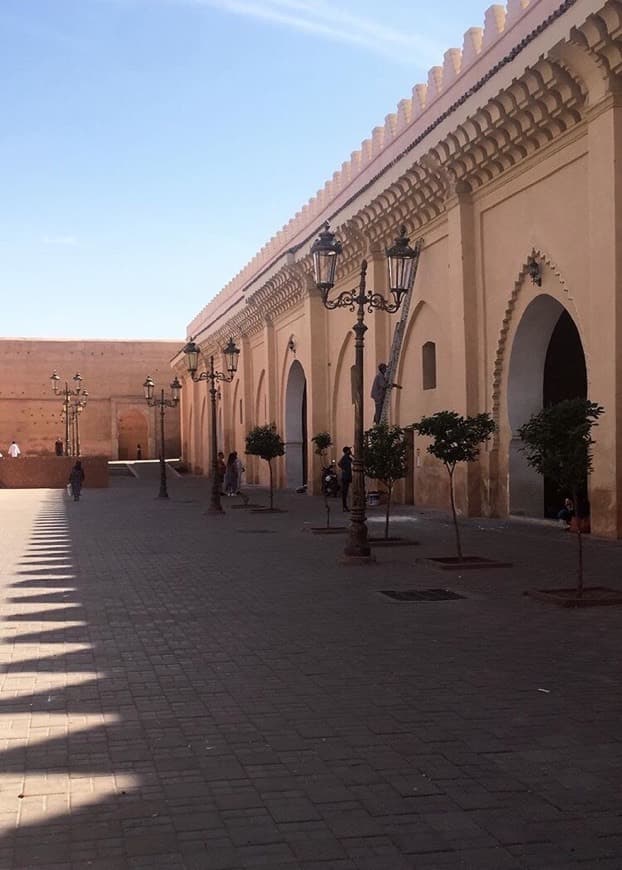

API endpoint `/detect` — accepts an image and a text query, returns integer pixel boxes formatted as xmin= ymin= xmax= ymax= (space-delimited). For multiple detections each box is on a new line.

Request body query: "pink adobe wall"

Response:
xmin=0 ymin=339 xmax=182 ymax=459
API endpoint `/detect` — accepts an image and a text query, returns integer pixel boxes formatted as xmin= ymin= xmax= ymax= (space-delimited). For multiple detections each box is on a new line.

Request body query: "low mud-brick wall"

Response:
xmin=0 ymin=456 xmax=109 ymax=488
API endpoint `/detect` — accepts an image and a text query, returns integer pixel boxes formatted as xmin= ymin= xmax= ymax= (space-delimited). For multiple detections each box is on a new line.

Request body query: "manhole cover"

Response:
xmin=380 ymin=588 xmax=465 ymax=601
xmin=236 ymin=529 xmax=277 ymax=534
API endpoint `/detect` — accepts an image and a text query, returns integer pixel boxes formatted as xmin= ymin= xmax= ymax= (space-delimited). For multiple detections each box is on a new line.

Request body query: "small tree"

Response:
xmin=363 ymin=423 xmax=408 ymax=539
xmin=311 ymin=431 xmax=332 ymax=460
xmin=245 ymin=424 xmax=285 ymax=510
xmin=413 ymin=411 xmax=495 ymax=558
xmin=312 ymin=431 xmax=335 ymax=527
xmin=518 ymin=398 xmax=604 ymax=597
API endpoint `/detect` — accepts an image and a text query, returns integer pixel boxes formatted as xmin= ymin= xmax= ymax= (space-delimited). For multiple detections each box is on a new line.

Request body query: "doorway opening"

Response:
xmin=285 ymin=360 xmax=308 ymax=489
xmin=508 ymin=296 xmax=587 ymax=518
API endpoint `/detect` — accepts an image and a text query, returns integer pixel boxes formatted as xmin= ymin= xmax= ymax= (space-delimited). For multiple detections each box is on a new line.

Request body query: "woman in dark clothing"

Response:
xmin=69 ymin=460 xmax=85 ymax=501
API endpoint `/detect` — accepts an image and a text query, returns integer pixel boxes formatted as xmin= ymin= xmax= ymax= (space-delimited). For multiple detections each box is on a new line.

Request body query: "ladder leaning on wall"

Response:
xmin=380 ymin=238 xmax=424 ymax=425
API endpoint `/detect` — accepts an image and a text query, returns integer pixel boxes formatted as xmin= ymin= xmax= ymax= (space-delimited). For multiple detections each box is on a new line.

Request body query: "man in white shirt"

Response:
xmin=8 ymin=441 xmax=21 ymax=458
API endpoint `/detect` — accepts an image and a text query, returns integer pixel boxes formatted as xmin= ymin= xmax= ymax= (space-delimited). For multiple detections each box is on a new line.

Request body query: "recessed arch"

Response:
xmin=507 ymin=294 xmax=587 ymax=517
xmin=284 ymin=359 xmax=307 ymax=488
xmin=117 ymin=408 xmax=148 ymax=461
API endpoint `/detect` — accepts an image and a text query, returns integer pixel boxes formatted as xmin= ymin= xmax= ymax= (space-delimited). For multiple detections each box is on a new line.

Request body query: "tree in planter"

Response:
xmin=413 ymin=411 xmax=495 ymax=558
xmin=245 ymin=424 xmax=285 ymax=511
xmin=363 ymin=423 xmax=408 ymax=540
xmin=518 ymin=398 xmax=604 ymax=598
xmin=311 ymin=431 xmax=335 ymax=528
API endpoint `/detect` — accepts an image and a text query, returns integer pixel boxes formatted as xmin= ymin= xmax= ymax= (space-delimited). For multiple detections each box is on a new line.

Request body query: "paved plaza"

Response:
xmin=1 ymin=471 xmax=622 ymax=869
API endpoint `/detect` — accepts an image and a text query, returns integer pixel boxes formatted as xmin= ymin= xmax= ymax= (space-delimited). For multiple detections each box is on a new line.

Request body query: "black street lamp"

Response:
xmin=311 ymin=223 xmax=420 ymax=562
xmin=50 ymin=372 xmax=88 ymax=456
xmin=143 ymin=375 xmax=182 ymax=499
xmin=182 ymin=336 xmax=240 ymax=514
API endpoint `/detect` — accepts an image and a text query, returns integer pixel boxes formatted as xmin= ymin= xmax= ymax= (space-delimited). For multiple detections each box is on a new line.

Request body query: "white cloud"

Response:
xmin=42 ymin=235 xmax=78 ymax=247
xmin=173 ymin=0 xmax=442 ymax=63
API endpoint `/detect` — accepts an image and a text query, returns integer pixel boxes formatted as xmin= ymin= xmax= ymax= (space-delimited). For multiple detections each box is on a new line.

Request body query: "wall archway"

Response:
xmin=284 ymin=359 xmax=307 ymax=488
xmin=507 ymin=293 xmax=587 ymax=517
xmin=118 ymin=409 xmax=148 ymax=460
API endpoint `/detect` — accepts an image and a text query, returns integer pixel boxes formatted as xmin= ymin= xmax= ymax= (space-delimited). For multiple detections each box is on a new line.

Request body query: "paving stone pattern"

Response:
xmin=1 ymin=475 xmax=622 ymax=869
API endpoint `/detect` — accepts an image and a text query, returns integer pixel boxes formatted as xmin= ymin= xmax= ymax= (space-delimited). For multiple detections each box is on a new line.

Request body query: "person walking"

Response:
xmin=7 ymin=440 xmax=21 ymax=458
xmin=54 ymin=437 xmax=64 ymax=456
xmin=338 ymin=446 xmax=353 ymax=512
xmin=68 ymin=460 xmax=85 ymax=501
xmin=223 ymin=451 xmax=244 ymax=496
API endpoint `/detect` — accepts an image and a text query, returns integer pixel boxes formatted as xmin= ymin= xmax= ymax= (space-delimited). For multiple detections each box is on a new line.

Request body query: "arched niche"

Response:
xmin=284 ymin=359 xmax=307 ymax=488
xmin=508 ymin=294 xmax=587 ymax=517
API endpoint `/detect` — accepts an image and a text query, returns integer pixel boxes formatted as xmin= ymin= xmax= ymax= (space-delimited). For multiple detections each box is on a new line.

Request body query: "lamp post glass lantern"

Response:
xmin=183 ymin=337 xmax=240 ymax=514
xmin=310 ymin=223 xmax=420 ymax=561
xmin=143 ymin=376 xmax=182 ymax=499
xmin=50 ymin=371 xmax=89 ymax=457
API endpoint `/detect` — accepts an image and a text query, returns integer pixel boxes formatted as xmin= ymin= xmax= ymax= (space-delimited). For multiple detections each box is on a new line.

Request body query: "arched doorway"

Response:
xmin=508 ymin=295 xmax=587 ymax=517
xmin=118 ymin=409 xmax=148 ymax=460
xmin=285 ymin=360 xmax=307 ymax=489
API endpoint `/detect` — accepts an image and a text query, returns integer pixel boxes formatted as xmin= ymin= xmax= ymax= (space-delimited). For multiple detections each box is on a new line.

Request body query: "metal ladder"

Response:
xmin=380 ymin=239 xmax=423 ymax=424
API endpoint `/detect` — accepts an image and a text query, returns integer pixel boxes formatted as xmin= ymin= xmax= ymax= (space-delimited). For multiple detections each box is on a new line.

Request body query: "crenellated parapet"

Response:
xmin=188 ymin=0 xmax=622 ymax=342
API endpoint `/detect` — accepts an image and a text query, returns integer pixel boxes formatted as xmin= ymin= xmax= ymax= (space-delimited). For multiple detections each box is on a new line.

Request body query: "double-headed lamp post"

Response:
xmin=182 ymin=337 xmax=240 ymax=514
xmin=50 ymin=371 xmax=87 ymax=457
xmin=310 ymin=223 xmax=419 ymax=562
xmin=143 ymin=375 xmax=182 ymax=499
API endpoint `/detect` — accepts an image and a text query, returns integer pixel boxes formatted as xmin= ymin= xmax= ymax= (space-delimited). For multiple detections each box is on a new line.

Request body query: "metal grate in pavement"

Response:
xmin=380 ymin=588 xmax=465 ymax=601
xmin=236 ymin=529 xmax=277 ymax=534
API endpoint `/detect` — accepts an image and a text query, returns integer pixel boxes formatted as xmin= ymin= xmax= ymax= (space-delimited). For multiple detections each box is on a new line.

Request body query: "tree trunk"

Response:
xmin=448 ymin=467 xmax=462 ymax=558
xmin=384 ymin=484 xmax=392 ymax=539
xmin=577 ymin=529 xmax=584 ymax=597
xmin=268 ymin=460 xmax=274 ymax=510
xmin=573 ymin=488 xmax=583 ymax=597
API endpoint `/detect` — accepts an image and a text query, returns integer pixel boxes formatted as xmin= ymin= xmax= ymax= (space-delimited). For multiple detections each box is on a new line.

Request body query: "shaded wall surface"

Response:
xmin=0 ymin=339 xmax=182 ymax=460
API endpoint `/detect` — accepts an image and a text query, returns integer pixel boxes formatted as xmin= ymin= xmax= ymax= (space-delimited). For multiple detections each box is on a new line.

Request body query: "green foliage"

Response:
xmin=518 ymin=398 xmax=604 ymax=495
xmin=413 ymin=411 xmax=495 ymax=557
xmin=245 ymin=424 xmax=285 ymax=462
xmin=518 ymin=398 xmax=604 ymax=596
xmin=363 ymin=423 xmax=408 ymax=540
xmin=413 ymin=411 xmax=495 ymax=472
xmin=363 ymin=423 xmax=408 ymax=487
xmin=311 ymin=431 xmax=332 ymax=456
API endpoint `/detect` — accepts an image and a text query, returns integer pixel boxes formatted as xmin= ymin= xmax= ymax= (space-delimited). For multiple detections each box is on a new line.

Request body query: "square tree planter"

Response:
xmin=525 ymin=586 xmax=622 ymax=607
xmin=419 ymin=556 xmax=512 ymax=571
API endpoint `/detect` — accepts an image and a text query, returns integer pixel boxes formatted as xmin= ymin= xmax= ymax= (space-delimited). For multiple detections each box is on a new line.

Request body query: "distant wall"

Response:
xmin=0 ymin=456 xmax=109 ymax=489
xmin=0 ymin=338 xmax=182 ymax=460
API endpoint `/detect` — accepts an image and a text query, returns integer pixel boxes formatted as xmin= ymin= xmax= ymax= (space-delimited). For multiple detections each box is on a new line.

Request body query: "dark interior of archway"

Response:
xmin=542 ymin=310 xmax=587 ymax=516
xmin=302 ymin=382 xmax=308 ymax=486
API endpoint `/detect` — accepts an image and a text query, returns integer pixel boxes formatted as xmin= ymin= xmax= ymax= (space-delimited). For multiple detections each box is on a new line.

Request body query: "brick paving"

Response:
xmin=1 ymin=472 xmax=622 ymax=869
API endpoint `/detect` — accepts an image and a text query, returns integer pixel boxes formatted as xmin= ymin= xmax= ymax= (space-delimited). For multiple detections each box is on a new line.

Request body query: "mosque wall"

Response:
xmin=177 ymin=0 xmax=622 ymax=537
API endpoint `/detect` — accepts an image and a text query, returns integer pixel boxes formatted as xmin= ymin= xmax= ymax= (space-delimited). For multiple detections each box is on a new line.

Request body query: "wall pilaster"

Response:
xmin=446 ymin=186 xmax=483 ymax=515
xmin=587 ymin=93 xmax=622 ymax=537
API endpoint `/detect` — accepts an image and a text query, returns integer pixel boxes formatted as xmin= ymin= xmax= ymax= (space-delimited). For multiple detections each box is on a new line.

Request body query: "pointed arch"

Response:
xmin=284 ymin=359 xmax=307 ymax=488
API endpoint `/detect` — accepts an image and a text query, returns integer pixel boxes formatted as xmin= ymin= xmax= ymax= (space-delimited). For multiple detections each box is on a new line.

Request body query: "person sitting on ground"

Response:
xmin=557 ymin=497 xmax=574 ymax=528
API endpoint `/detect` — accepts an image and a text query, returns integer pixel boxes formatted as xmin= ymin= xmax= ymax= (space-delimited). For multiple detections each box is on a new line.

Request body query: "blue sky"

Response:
xmin=1 ymin=0 xmax=488 ymax=339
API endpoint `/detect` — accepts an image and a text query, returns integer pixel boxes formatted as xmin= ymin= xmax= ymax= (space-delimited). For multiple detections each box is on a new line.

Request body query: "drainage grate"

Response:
xmin=380 ymin=588 xmax=465 ymax=601
xmin=236 ymin=529 xmax=277 ymax=534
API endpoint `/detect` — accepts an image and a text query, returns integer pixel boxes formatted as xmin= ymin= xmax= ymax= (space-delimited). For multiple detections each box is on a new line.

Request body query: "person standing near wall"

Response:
xmin=54 ymin=437 xmax=64 ymax=456
xmin=8 ymin=440 xmax=21 ymax=458
xmin=338 ymin=446 xmax=353 ymax=512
